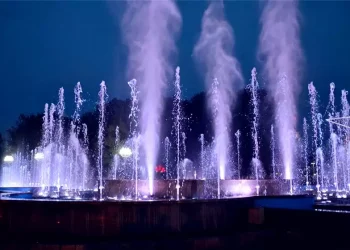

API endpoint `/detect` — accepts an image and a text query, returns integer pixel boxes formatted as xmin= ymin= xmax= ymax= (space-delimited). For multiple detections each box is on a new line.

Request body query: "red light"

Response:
xmin=155 ymin=165 xmax=166 ymax=173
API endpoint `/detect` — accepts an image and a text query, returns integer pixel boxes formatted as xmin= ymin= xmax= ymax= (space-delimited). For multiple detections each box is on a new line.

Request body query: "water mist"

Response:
xmin=259 ymin=0 xmax=303 ymax=181
xmin=122 ymin=0 xmax=182 ymax=195
xmin=193 ymin=0 xmax=243 ymax=181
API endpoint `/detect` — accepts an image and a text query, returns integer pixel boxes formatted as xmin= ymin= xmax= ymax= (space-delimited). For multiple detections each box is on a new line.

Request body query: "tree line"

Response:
xmin=3 ymin=88 xmax=276 ymax=178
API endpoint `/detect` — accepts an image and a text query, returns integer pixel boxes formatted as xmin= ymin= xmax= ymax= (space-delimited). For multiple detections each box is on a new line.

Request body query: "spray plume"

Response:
xmin=193 ymin=0 xmax=243 ymax=179
xmin=258 ymin=0 xmax=303 ymax=180
xmin=122 ymin=0 xmax=181 ymax=194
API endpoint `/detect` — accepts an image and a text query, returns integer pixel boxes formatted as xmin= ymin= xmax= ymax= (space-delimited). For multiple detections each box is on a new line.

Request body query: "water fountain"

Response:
xmin=235 ymin=130 xmax=241 ymax=180
xmin=172 ymin=66 xmax=182 ymax=200
xmin=97 ymin=81 xmax=107 ymax=200
xmin=2 ymin=2 xmax=350 ymax=244
xmin=5 ymin=70 xmax=349 ymax=201
xmin=303 ymin=118 xmax=309 ymax=189
xmin=270 ymin=125 xmax=276 ymax=179
xmin=199 ymin=134 xmax=204 ymax=179
xmin=317 ymin=113 xmax=325 ymax=189
xmin=164 ymin=137 xmax=171 ymax=180
xmin=249 ymin=68 xmax=261 ymax=195
xmin=128 ymin=79 xmax=140 ymax=198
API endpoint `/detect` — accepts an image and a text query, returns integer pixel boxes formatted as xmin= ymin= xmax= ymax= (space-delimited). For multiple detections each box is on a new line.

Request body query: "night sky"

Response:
xmin=0 ymin=1 xmax=349 ymax=133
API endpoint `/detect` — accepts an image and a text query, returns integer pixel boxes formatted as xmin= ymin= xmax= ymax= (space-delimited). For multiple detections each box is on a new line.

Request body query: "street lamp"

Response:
xmin=3 ymin=155 xmax=14 ymax=163
xmin=119 ymin=147 xmax=132 ymax=158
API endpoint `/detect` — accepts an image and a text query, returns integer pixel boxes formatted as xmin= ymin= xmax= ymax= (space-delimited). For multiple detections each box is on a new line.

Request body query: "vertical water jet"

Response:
xmin=259 ymin=0 xmax=303 ymax=181
xmin=193 ymin=0 xmax=243 ymax=182
xmin=97 ymin=81 xmax=107 ymax=200
xmin=122 ymin=0 xmax=182 ymax=195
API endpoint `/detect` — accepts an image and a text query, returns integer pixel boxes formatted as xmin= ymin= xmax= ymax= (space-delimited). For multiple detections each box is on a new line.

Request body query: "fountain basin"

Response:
xmin=104 ymin=179 xmax=293 ymax=199
xmin=0 ymin=195 xmax=313 ymax=243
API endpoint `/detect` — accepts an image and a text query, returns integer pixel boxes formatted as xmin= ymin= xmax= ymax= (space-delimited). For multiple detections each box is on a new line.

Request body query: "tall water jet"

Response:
xmin=193 ymin=0 xmax=243 ymax=181
xmin=128 ymin=79 xmax=140 ymax=198
xmin=347 ymin=140 xmax=350 ymax=190
xmin=49 ymin=104 xmax=55 ymax=144
xmin=56 ymin=88 xmax=65 ymax=188
xmin=308 ymin=82 xmax=319 ymax=189
xmin=97 ymin=81 xmax=107 ymax=200
xmin=317 ymin=113 xmax=325 ymax=189
xmin=211 ymin=78 xmax=221 ymax=197
xmin=341 ymin=90 xmax=350 ymax=189
xmin=303 ymin=118 xmax=309 ymax=188
xmin=328 ymin=83 xmax=336 ymax=133
xmin=270 ymin=125 xmax=276 ymax=179
xmin=122 ymin=0 xmax=182 ymax=196
xmin=42 ymin=104 xmax=49 ymax=148
xmin=259 ymin=0 xmax=303 ymax=182
xmin=235 ymin=130 xmax=241 ymax=179
xmin=41 ymin=104 xmax=50 ymax=187
xmin=341 ymin=90 xmax=350 ymax=139
xmin=113 ymin=126 xmax=120 ymax=180
xmin=164 ymin=137 xmax=171 ymax=180
xmin=328 ymin=83 xmax=338 ymax=190
xmin=181 ymin=132 xmax=186 ymax=179
xmin=199 ymin=134 xmax=205 ymax=179
xmin=248 ymin=68 xmax=261 ymax=194
xmin=338 ymin=145 xmax=347 ymax=190
xmin=48 ymin=104 xmax=55 ymax=187
xmin=172 ymin=67 xmax=182 ymax=200
xmin=82 ymin=123 xmax=89 ymax=190
xmin=73 ymin=82 xmax=84 ymax=129
xmin=71 ymin=82 xmax=84 ymax=190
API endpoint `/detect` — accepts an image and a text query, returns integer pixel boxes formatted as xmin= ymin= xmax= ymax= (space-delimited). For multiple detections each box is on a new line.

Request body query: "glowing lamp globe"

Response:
xmin=3 ymin=155 xmax=14 ymax=163
xmin=119 ymin=147 xmax=132 ymax=158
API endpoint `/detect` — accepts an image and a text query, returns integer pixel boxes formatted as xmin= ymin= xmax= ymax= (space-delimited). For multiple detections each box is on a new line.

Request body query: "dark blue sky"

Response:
xmin=0 ymin=1 xmax=349 ymax=133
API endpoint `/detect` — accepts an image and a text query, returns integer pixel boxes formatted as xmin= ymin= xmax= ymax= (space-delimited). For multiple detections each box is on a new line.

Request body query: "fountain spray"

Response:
xmin=82 ymin=123 xmax=89 ymax=190
xmin=73 ymin=82 xmax=83 ymax=129
xmin=41 ymin=104 xmax=50 ymax=187
xmin=114 ymin=126 xmax=120 ymax=180
xmin=316 ymin=113 xmax=325 ymax=189
xmin=303 ymin=118 xmax=309 ymax=189
xmin=56 ymin=88 xmax=65 ymax=188
xmin=172 ymin=67 xmax=182 ymax=200
xmin=48 ymin=104 xmax=55 ymax=187
xmin=259 ymin=0 xmax=303 ymax=183
xmin=97 ymin=81 xmax=107 ymax=200
xmin=308 ymin=82 xmax=320 ymax=191
xmin=49 ymin=104 xmax=55 ymax=144
xmin=211 ymin=78 xmax=221 ymax=197
xmin=122 ymin=0 xmax=181 ymax=196
xmin=341 ymin=90 xmax=349 ymax=140
xmin=182 ymin=132 xmax=186 ymax=179
xmin=194 ymin=0 xmax=243 ymax=183
xmin=235 ymin=130 xmax=241 ymax=179
xmin=249 ymin=68 xmax=261 ymax=195
xmin=341 ymin=90 xmax=350 ymax=189
xmin=199 ymin=134 xmax=205 ymax=179
xmin=128 ymin=79 xmax=140 ymax=198
xmin=42 ymin=104 xmax=49 ymax=148
xmin=328 ymin=83 xmax=338 ymax=190
xmin=270 ymin=125 xmax=276 ymax=179
xmin=164 ymin=137 xmax=171 ymax=180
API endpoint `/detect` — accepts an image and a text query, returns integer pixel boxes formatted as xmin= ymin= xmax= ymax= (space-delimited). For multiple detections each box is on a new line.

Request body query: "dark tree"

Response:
xmin=7 ymin=114 xmax=43 ymax=153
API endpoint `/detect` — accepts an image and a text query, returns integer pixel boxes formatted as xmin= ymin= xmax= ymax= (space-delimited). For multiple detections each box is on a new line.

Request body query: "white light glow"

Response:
xmin=3 ymin=155 xmax=14 ymax=163
xmin=34 ymin=152 xmax=44 ymax=160
xmin=119 ymin=147 xmax=132 ymax=158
